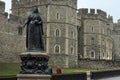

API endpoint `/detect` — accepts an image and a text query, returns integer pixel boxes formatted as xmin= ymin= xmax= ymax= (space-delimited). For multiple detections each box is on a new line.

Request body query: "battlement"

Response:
xmin=12 ymin=0 xmax=77 ymax=9
xmin=0 ymin=1 xmax=5 ymax=12
xmin=117 ymin=19 xmax=120 ymax=24
xmin=78 ymin=8 xmax=107 ymax=18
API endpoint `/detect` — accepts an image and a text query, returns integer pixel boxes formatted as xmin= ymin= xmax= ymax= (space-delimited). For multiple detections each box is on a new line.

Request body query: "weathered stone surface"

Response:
xmin=10 ymin=0 xmax=78 ymax=68
xmin=0 ymin=13 xmax=26 ymax=63
xmin=0 ymin=0 xmax=119 ymax=69
xmin=77 ymin=9 xmax=113 ymax=60
xmin=79 ymin=59 xmax=120 ymax=70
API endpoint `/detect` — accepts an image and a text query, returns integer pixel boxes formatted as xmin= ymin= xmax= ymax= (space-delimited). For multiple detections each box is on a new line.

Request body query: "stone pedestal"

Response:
xmin=19 ymin=52 xmax=50 ymax=74
xmin=17 ymin=74 xmax=51 ymax=80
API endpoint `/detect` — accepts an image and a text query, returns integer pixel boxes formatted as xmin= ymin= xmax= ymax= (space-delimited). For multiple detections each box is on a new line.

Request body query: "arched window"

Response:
xmin=55 ymin=29 xmax=61 ymax=37
xmin=56 ymin=13 xmax=60 ymax=20
xmin=107 ymin=52 xmax=109 ymax=59
xmin=54 ymin=45 xmax=60 ymax=53
xmin=91 ymin=37 xmax=95 ymax=45
xmin=18 ymin=26 xmax=23 ymax=35
xmin=71 ymin=30 xmax=74 ymax=39
xmin=71 ymin=47 xmax=74 ymax=54
xmin=102 ymin=28 xmax=104 ymax=34
xmin=103 ymin=52 xmax=105 ymax=58
xmin=92 ymin=26 xmax=94 ymax=32
xmin=90 ymin=50 xmax=95 ymax=59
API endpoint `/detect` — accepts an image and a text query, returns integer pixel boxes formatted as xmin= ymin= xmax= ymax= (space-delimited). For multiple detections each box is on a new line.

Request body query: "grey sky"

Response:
xmin=78 ymin=0 xmax=120 ymax=23
xmin=1 ymin=0 xmax=120 ymax=22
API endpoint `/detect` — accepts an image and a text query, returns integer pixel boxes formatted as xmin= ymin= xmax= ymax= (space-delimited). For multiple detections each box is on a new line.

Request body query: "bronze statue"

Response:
xmin=23 ymin=6 xmax=44 ymax=51
xmin=20 ymin=6 xmax=50 ymax=74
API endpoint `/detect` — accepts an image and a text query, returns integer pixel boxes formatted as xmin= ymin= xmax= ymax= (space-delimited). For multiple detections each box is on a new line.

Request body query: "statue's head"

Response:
xmin=32 ymin=6 xmax=39 ymax=13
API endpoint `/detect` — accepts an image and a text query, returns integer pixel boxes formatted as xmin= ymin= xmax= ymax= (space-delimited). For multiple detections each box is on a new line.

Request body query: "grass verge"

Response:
xmin=0 ymin=63 xmax=20 ymax=76
xmin=0 ymin=63 xmax=97 ymax=76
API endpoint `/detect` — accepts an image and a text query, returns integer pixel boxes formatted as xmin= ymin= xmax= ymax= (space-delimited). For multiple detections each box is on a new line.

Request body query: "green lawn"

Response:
xmin=60 ymin=68 xmax=97 ymax=74
xmin=0 ymin=63 xmax=20 ymax=76
xmin=0 ymin=63 xmax=97 ymax=76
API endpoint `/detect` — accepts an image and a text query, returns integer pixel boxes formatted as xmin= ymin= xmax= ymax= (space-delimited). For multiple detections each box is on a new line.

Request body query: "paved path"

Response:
xmin=98 ymin=76 xmax=120 ymax=80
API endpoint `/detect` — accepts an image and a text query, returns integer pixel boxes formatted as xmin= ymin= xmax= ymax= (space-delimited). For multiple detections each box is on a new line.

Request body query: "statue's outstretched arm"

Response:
xmin=23 ymin=16 xmax=31 ymax=27
xmin=23 ymin=20 xmax=28 ymax=28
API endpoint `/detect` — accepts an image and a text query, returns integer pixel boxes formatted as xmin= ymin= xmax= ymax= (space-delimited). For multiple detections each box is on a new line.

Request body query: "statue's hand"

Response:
xmin=18 ymin=24 xmax=25 ymax=28
xmin=23 ymin=24 xmax=26 ymax=28
xmin=35 ymin=20 xmax=41 ymax=25
xmin=38 ymin=21 xmax=42 ymax=24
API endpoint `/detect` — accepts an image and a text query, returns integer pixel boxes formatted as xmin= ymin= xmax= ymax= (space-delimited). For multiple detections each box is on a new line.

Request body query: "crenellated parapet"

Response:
xmin=11 ymin=0 xmax=77 ymax=16
xmin=77 ymin=8 xmax=113 ymax=22
xmin=107 ymin=15 xmax=113 ymax=22
xmin=0 ymin=1 xmax=5 ymax=13
xmin=12 ymin=0 xmax=77 ymax=8
xmin=0 ymin=1 xmax=9 ymax=18
xmin=78 ymin=8 xmax=107 ymax=17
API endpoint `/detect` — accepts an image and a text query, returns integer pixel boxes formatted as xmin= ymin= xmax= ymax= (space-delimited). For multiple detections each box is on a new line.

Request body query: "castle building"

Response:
xmin=0 ymin=1 xmax=25 ymax=62
xmin=0 ymin=0 xmax=5 ymax=12
xmin=0 ymin=0 xmax=116 ymax=68
xmin=77 ymin=8 xmax=113 ymax=60
xmin=112 ymin=19 xmax=120 ymax=60
xmin=11 ymin=0 xmax=78 ymax=67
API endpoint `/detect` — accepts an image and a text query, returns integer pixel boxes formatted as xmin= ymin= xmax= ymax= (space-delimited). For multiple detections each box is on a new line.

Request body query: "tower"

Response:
xmin=77 ymin=8 xmax=113 ymax=60
xmin=11 ymin=0 xmax=78 ymax=67
xmin=0 ymin=1 xmax=5 ymax=13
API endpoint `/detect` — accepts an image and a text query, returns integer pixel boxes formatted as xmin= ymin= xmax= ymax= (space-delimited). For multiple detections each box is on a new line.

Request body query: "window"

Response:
xmin=103 ymin=53 xmax=105 ymax=58
xmin=55 ymin=29 xmax=61 ymax=37
xmin=107 ymin=52 xmax=109 ymax=58
xmin=91 ymin=52 xmax=94 ymax=57
xmin=92 ymin=26 xmax=94 ymax=32
xmin=71 ymin=30 xmax=74 ymax=39
xmin=102 ymin=28 xmax=104 ymax=34
xmin=54 ymin=45 xmax=60 ymax=53
xmin=71 ymin=47 xmax=74 ymax=54
xmin=90 ymin=51 xmax=95 ymax=58
xmin=91 ymin=37 xmax=95 ymax=45
xmin=102 ymin=40 xmax=105 ymax=45
xmin=18 ymin=26 xmax=23 ymax=35
xmin=56 ymin=13 xmax=60 ymax=20
xmin=107 ymin=29 xmax=111 ymax=36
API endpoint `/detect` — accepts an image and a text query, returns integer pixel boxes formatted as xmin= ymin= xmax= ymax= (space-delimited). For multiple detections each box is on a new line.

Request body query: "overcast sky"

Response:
xmin=1 ymin=0 xmax=120 ymax=23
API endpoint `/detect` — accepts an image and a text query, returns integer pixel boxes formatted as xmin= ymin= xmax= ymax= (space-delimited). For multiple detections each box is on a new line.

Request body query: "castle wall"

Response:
xmin=79 ymin=59 xmax=120 ymax=70
xmin=0 ymin=0 xmax=117 ymax=69
xmin=0 ymin=13 xmax=26 ymax=63
xmin=77 ymin=8 xmax=113 ymax=60
xmin=46 ymin=3 xmax=78 ymax=67
xmin=0 ymin=1 xmax=5 ymax=13
xmin=9 ymin=0 xmax=78 ymax=67
xmin=112 ymin=20 xmax=120 ymax=60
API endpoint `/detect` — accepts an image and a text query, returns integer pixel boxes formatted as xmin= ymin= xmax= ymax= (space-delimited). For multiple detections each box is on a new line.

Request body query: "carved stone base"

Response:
xmin=17 ymin=74 xmax=51 ymax=80
xmin=19 ymin=52 xmax=50 ymax=74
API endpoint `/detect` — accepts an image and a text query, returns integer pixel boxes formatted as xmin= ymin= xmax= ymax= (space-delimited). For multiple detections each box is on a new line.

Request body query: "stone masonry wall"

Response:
xmin=79 ymin=59 xmax=120 ymax=70
xmin=49 ymin=54 xmax=77 ymax=68
xmin=0 ymin=14 xmax=26 ymax=63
